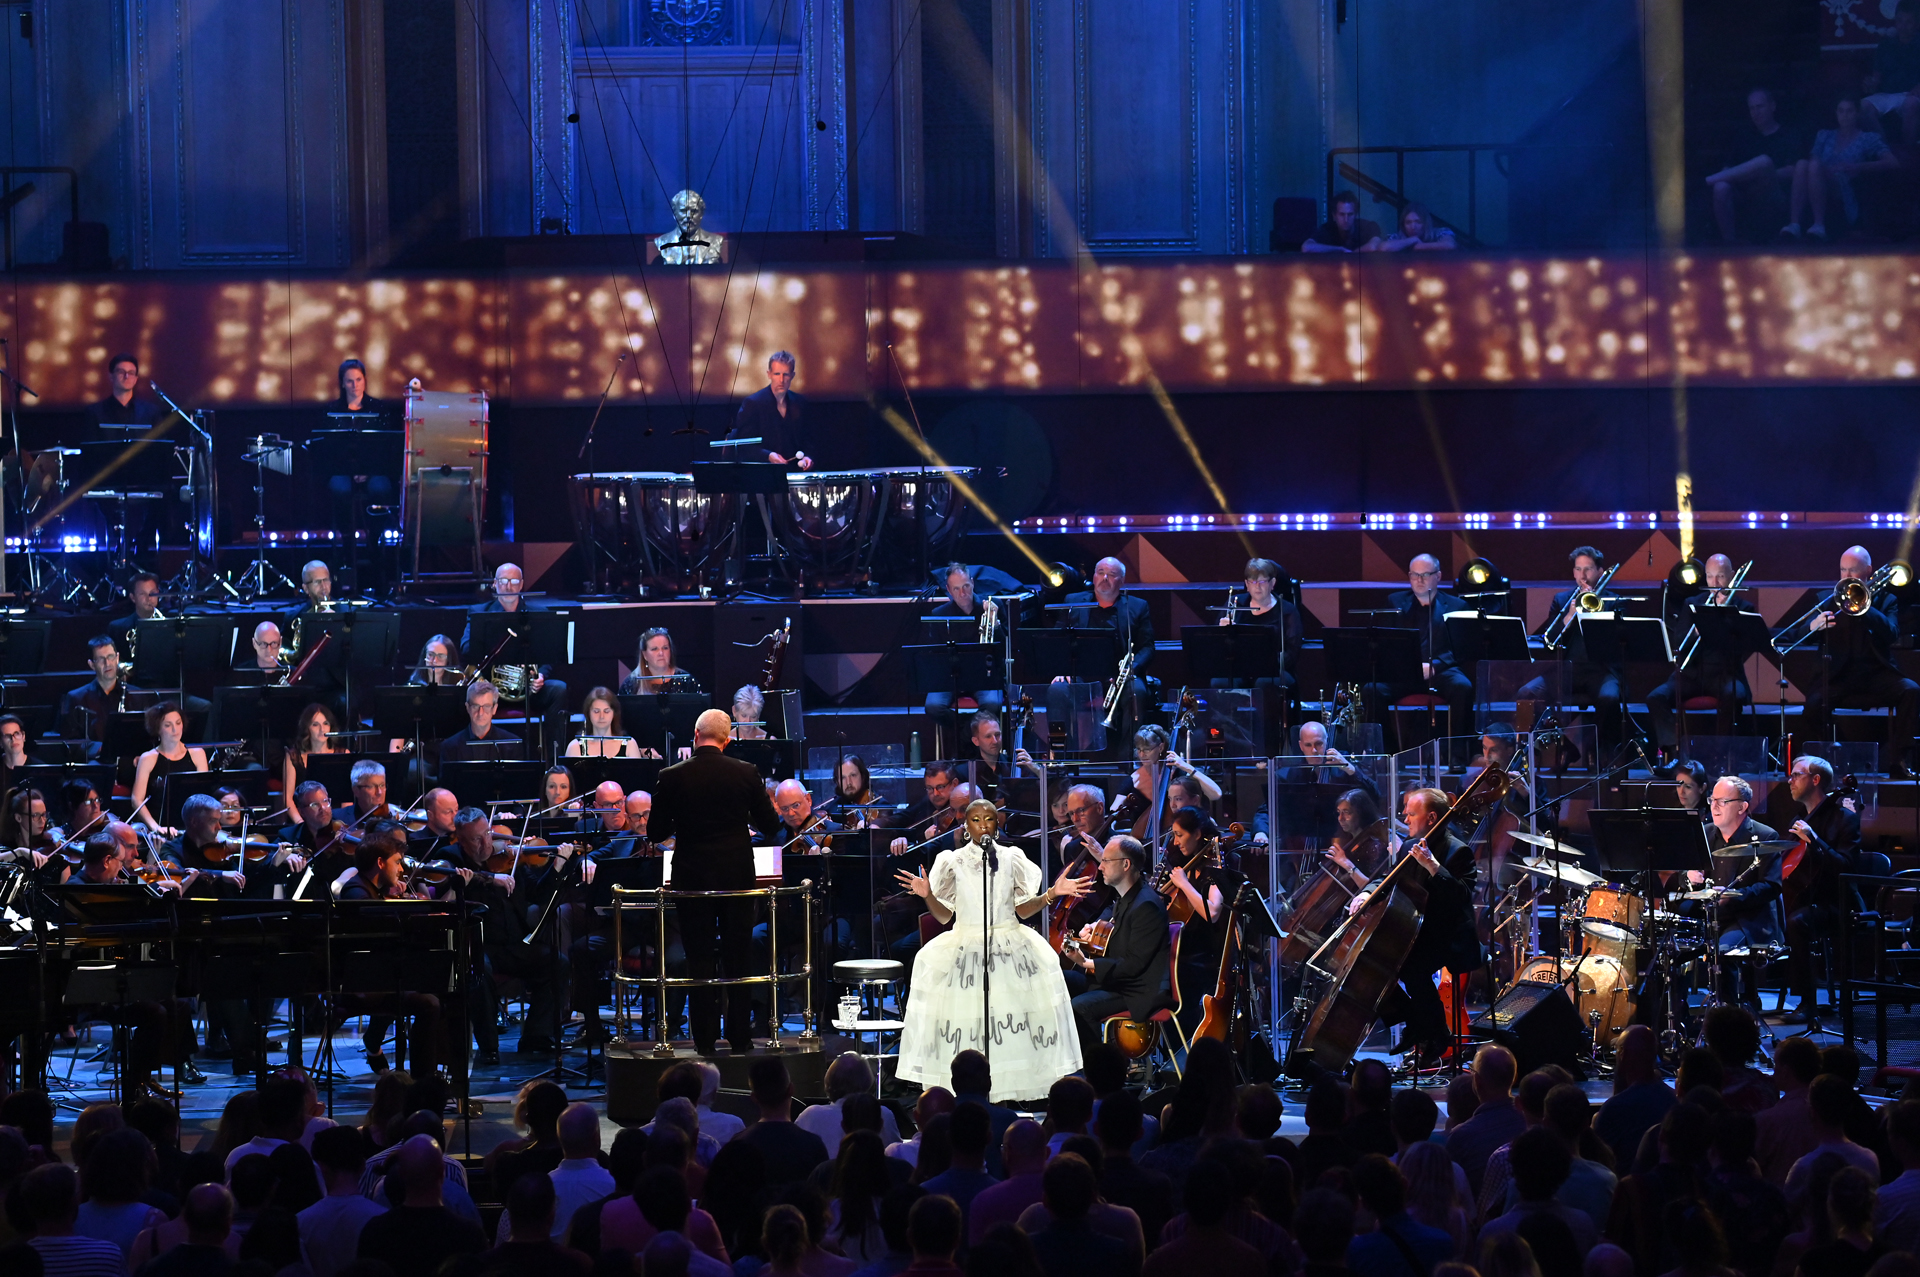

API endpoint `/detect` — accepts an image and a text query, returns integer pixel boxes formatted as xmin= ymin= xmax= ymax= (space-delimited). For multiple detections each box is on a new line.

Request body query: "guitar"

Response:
xmin=1192 ymin=880 xmax=1252 ymax=1043
xmin=1061 ymin=918 xmax=1114 ymax=964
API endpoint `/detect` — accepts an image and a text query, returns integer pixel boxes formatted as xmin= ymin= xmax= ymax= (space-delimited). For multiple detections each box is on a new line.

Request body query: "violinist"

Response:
xmin=333 ymin=821 xmax=445 ymax=1075
xmin=773 ymin=779 xmax=840 ymax=852
xmin=281 ymin=703 xmax=341 ymax=824
xmin=576 ymin=781 xmax=628 ymax=838
xmin=338 ymin=760 xmax=392 ymax=824
xmin=446 ymin=804 xmax=567 ymax=1062
xmin=68 ymin=829 xmax=207 ymax=1091
xmin=0 ymin=715 xmax=44 ymax=795
xmin=2 ymin=786 xmax=54 ymax=864
xmin=45 ymin=779 xmax=107 ymax=867
xmin=1048 ymin=783 xmax=1114 ymax=946
xmin=828 ymin=756 xmax=891 ymax=829
xmin=621 ymin=790 xmax=654 ymax=852
xmin=410 ymin=789 xmax=461 ymax=858
xmin=888 ymin=762 xmax=956 ymax=854
xmin=1364 ymin=787 xmax=1481 ymax=1064
xmin=161 ymin=794 xmax=251 ymax=897
xmin=282 ymin=781 xmax=337 ymax=853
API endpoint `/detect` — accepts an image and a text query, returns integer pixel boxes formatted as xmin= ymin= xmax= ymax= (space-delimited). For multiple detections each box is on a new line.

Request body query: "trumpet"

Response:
xmin=1675 ymin=559 xmax=1752 ymax=669
xmin=1542 ymin=561 xmax=1621 ymax=649
xmin=979 ymin=597 xmax=999 ymax=646
xmin=1102 ymin=641 xmax=1136 ymax=731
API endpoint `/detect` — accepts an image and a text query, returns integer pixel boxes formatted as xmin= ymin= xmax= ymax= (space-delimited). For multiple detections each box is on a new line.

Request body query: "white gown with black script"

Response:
xmin=895 ymin=840 xmax=1083 ymax=1102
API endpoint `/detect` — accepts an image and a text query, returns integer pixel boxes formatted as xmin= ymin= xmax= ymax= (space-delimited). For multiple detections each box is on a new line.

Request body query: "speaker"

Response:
xmin=1470 ymin=979 xmax=1587 ymax=1077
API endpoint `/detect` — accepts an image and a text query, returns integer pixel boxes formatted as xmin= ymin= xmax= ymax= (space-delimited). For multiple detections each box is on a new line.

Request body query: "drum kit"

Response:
xmin=1503 ymin=828 xmax=1800 ymax=1055
xmin=567 ymin=466 xmax=979 ymax=594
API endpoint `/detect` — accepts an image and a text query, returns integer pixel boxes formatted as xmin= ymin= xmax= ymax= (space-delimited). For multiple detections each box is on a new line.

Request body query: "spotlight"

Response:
xmin=1458 ymin=557 xmax=1510 ymax=599
xmin=1667 ymin=557 xmax=1704 ymax=591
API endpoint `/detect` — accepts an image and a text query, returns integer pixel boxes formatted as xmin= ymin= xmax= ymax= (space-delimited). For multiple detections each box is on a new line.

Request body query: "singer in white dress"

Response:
xmin=893 ymin=800 xmax=1091 ymax=1102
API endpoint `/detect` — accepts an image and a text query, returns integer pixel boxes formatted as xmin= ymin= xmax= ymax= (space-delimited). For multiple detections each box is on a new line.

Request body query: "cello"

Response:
xmin=1293 ymin=763 xmax=1510 ymax=1073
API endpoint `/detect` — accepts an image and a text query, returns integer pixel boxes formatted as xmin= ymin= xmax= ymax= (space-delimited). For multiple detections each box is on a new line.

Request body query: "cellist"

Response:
xmin=1350 ymin=787 xmax=1482 ymax=1064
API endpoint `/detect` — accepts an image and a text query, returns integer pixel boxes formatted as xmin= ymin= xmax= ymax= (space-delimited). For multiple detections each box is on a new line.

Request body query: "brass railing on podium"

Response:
xmin=611 ymin=881 xmax=818 ymax=1056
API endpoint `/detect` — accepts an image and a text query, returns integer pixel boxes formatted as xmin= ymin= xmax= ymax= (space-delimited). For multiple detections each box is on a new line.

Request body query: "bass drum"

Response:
xmin=1515 ymin=954 xmax=1635 ymax=1046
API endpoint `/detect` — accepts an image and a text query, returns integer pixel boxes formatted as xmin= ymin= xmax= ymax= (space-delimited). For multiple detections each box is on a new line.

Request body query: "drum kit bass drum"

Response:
xmin=567 ymin=467 xmax=979 ymax=593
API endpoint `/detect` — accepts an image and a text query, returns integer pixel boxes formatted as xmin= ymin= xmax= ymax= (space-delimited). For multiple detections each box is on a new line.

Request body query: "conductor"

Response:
xmin=727 ymin=351 xmax=811 ymax=470
xmin=648 ymin=708 xmax=782 ymax=1055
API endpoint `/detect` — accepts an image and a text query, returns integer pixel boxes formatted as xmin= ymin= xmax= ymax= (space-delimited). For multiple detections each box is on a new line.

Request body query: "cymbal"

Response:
xmin=1517 ymin=857 xmax=1602 ymax=889
xmin=1677 ymin=888 xmax=1725 ymax=900
xmin=1710 ymin=838 xmax=1797 ymax=859
xmin=1509 ymin=830 xmax=1579 ymax=852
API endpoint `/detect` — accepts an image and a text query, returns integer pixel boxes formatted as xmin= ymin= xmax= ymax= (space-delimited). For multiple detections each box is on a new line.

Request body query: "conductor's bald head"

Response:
xmin=694 ymin=709 xmax=733 ymax=746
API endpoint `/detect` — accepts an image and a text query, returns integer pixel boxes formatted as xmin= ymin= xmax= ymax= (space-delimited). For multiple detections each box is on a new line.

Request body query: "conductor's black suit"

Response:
xmin=649 ymin=743 xmax=782 ymax=1052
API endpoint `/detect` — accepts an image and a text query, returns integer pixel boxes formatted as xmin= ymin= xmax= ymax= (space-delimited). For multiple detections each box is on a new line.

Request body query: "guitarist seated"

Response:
xmin=1781 ymin=755 xmax=1862 ymax=1024
xmin=1369 ymin=787 xmax=1481 ymax=1063
xmin=1061 ymin=835 xmax=1171 ymax=1053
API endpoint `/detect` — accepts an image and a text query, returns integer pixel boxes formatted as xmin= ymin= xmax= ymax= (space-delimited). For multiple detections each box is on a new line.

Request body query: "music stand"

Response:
xmin=439 ymin=760 xmax=544 ymax=807
xmin=564 ymin=756 xmax=662 ymax=796
xmin=1574 ymin=615 xmax=1673 ymax=666
xmin=1018 ymin=629 xmax=1119 ymax=683
xmin=1321 ymin=628 xmax=1424 ymax=687
xmin=371 ymin=685 xmax=473 ymax=752
xmin=211 ymin=685 xmax=317 ymax=763
xmin=1588 ymin=808 xmax=1710 ymax=878
xmin=102 ymin=712 xmax=164 ymax=766
xmin=619 ymin=694 xmax=706 ymax=757
xmin=906 ymin=643 xmax=1000 ymax=699
xmin=1443 ymin=614 xmax=1532 ymax=669
xmin=159 ymin=769 xmax=273 ymax=829
xmin=18 ymin=763 xmax=114 ymax=821
xmin=466 ymin=611 xmax=569 ymax=675
xmin=1685 ymin=607 xmax=1771 ymax=671
xmin=1179 ymin=626 xmax=1279 ymax=683
xmin=723 ymin=738 xmax=799 ymax=780
xmin=0 ymin=618 xmax=49 ymax=677
xmin=63 ymin=960 xmax=179 ymax=1109
xmin=304 ymin=752 xmax=411 ymax=804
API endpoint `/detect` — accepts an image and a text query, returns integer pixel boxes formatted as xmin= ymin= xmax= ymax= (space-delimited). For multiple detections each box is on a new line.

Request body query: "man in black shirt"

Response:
xmin=82 ymin=354 xmax=178 ymax=550
xmin=1050 ymin=557 xmax=1154 ymax=751
xmin=356 ymin=1136 xmax=486 ymax=1270
xmin=60 ymin=635 xmax=139 ymax=753
xmin=741 ymin=1057 xmax=830 ymax=1188
xmin=1530 ymin=545 xmax=1629 ymax=759
xmin=459 ymin=562 xmax=568 ymax=749
xmin=1696 ymin=774 xmax=1782 ymax=1006
xmin=1061 ymin=834 xmax=1171 ymax=1052
xmin=1648 ymin=553 xmax=1752 ymax=764
xmin=438 ymin=679 xmax=522 ymax=768
xmin=1780 ymin=756 xmax=1863 ymax=1023
xmin=1360 ymin=554 xmax=1475 ymax=765
xmin=922 ymin=563 xmax=1007 ymax=736
xmin=1801 ymin=544 xmax=1919 ymax=778
xmin=1303 ymin=190 xmax=1383 ymax=252
xmin=726 ymin=351 xmax=811 ymax=469
xmin=1377 ymin=787 xmax=1481 ymax=1061
xmin=1705 ymin=88 xmax=1803 ymax=243
xmin=103 ymin=571 xmax=163 ymax=659
xmin=1865 ymin=1 xmax=1920 ymax=141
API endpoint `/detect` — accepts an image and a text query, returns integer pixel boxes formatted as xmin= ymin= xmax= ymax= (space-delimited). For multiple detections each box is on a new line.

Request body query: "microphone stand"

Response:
xmin=577 ymin=353 xmax=627 ymax=597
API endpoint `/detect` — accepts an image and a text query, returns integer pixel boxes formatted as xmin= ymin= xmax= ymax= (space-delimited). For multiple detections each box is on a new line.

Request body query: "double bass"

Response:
xmin=1293 ymin=764 xmax=1510 ymax=1073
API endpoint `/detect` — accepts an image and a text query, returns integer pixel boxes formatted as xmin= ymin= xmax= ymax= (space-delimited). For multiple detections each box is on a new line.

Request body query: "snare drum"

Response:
xmin=1579 ymin=886 xmax=1645 ymax=962
xmin=1516 ymin=953 xmax=1634 ymax=1042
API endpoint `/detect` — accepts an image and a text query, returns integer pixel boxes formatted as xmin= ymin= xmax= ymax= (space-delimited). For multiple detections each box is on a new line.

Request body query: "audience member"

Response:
xmin=1603 ymin=1102 xmax=1710 ymax=1277
xmin=600 ymin=1163 xmax=730 ymax=1265
xmin=1480 ymin=1230 xmax=1543 ymax=1277
xmin=1392 ymin=1088 xmax=1472 ymax=1211
xmin=1398 ymin=1141 xmax=1470 ymax=1258
xmin=1298 ymin=1078 xmax=1361 ymax=1186
xmin=798 ymin=1055 xmax=903 ymax=1151
xmin=967 ymin=1120 xmax=1049 ymax=1245
xmin=15 ymin=1163 xmax=123 ymax=1276
xmin=910 ymin=1115 xmax=955 ymax=1187
xmin=1017 ymin=1137 xmax=1144 ymax=1269
xmin=1796 ymin=1166 xmax=1884 ymax=1277
xmin=1087 ymin=1046 xmax=1160 ymax=1153
xmin=906 ymin=1194 xmax=965 ymax=1276
xmin=354 ymin=1135 xmax=485 ymax=1269
xmin=1533 ymin=1084 xmax=1617 ymax=1230
xmin=484 ymin=1172 xmax=591 ymax=1275
xmin=1296 ymin=1187 xmax=1358 ymax=1277
xmin=1144 ymin=1156 xmax=1265 ymax=1277
xmin=132 ymin=1182 xmax=236 ymax=1276
xmin=489 ymin=1080 xmax=569 ymax=1199
xmin=1095 ymin=1091 xmax=1174 ymax=1249
xmin=1042 ymin=1078 xmax=1096 ymax=1158
xmin=1704 ymin=88 xmax=1804 ymax=244
xmin=1704 ymin=1108 xmax=1788 ymax=1277
xmin=1303 ymin=191 xmax=1384 ymax=253
xmin=1347 ymin=1154 xmax=1453 ymax=1277
xmin=848 ymin=1182 xmax=925 ymax=1277
xmin=1347 ymin=1061 xmax=1398 ymax=1157
xmin=1477 ymin=1067 xmax=1573 ymax=1220
xmin=745 ymin=1058 xmax=832 ymax=1190
xmin=824 ymin=1131 xmax=895 ymax=1265
xmin=1140 ymin=1039 xmax=1238 ymax=1196
xmin=301 ymin=1126 xmax=386 ymax=1277
xmin=74 ymin=1129 xmax=165 ymax=1258
xmin=1876 ymin=1100 xmax=1920 ymax=1252
xmin=919 ymin=1104 xmax=999 ymax=1237
xmin=1784 ymin=1077 xmax=1880 ymax=1209
xmin=1480 ymin=1128 xmax=1600 ymax=1254
xmin=1759 ymin=1036 xmax=1827 ymax=1186
xmin=1864 ymin=0 xmax=1920 ymax=141
xmin=1447 ymin=1046 xmax=1524 ymax=1199
xmin=1705 ymin=1009 xmax=1776 ymax=1116
xmin=1023 ymin=1153 xmax=1133 ymax=1277
xmin=887 ymin=1089 xmax=954 ymax=1173
xmin=238 ymin=1207 xmax=308 ymax=1277
xmin=1594 ymin=1027 xmax=1676 ymax=1170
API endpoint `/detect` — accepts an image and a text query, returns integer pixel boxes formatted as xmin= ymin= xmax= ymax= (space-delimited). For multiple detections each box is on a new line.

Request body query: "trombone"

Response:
xmin=1775 ymin=560 xmax=1912 ymax=652
xmin=1541 ymin=561 xmax=1621 ymax=649
xmin=1675 ymin=559 xmax=1753 ymax=670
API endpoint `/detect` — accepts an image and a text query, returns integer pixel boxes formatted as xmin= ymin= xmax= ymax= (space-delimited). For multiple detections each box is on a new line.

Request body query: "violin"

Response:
xmin=1153 ymin=830 xmax=1229 ymax=925
xmin=202 ymin=832 xmax=302 ymax=865
xmin=484 ymin=826 xmax=585 ymax=874
xmin=402 ymin=856 xmax=465 ymax=890
xmin=783 ymin=815 xmax=835 ymax=854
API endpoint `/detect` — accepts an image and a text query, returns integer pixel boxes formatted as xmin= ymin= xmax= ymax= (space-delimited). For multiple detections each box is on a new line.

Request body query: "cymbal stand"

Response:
xmin=231 ymin=440 xmax=297 ymax=600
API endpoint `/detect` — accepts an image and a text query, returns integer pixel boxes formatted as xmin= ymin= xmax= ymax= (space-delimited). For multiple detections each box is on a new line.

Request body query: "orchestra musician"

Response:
xmin=0 ymin=715 xmax=44 ymax=796
xmin=332 ymin=821 xmax=444 ymax=1076
xmin=621 ymin=628 xmax=701 ymax=696
xmin=567 ymin=687 xmax=642 ymax=758
xmin=923 ymin=564 xmax=1007 ymax=734
xmin=1691 ymin=775 xmax=1784 ymax=1005
xmin=1673 ymin=759 xmax=1711 ymax=821
xmin=410 ymin=789 xmax=462 ymax=858
xmin=87 ymin=352 xmax=164 ymax=434
xmin=408 ymin=634 xmax=464 ymax=687
xmin=1162 ymin=808 xmax=1242 ymax=1043
xmin=1060 ymin=834 xmax=1172 ymax=1054
xmin=60 ymin=635 xmax=140 ymax=753
xmin=647 ymin=709 xmax=783 ymax=1055
xmin=576 ymin=781 xmax=629 ymax=838
xmin=447 ymin=803 xmax=571 ymax=1061
xmin=1647 ymin=554 xmax=1752 ymax=766
xmin=1325 ymin=787 xmax=1396 ymax=891
xmin=229 ymin=622 xmax=286 ymax=686
xmin=2 ymin=786 xmax=51 ymax=859
xmin=1802 ymin=545 xmax=1919 ymax=779
xmin=1532 ymin=546 xmax=1628 ymax=758
xmin=1366 ymin=787 xmax=1481 ymax=1063
xmin=462 ymin=562 xmax=569 ymax=749
xmin=163 ymin=793 xmax=260 ymax=1073
xmin=337 ymin=760 xmax=392 ymax=825
xmin=958 ymin=711 xmax=1038 ymax=798
xmin=773 ymin=778 xmax=840 ymax=851
xmin=878 ymin=762 xmax=960 ymax=960
xmin=1282 ymin=720 xmax=1380 ymax=799
xmin=1119 ymin=723 xmax=1220 ymax=836
xmin=104 ymin=571 xmax=162 ymax=660
xmin=1051 ymin=558 xmax=1154 ymax=748
xmin=281 ymin=781 xmax=352 ymax=873
xmin=543 ymin=764 xmax=580 ymax=816
xmin=321 ymin=360 xmax=395 ymax=575
xmin=761 ymin=779 xmax=848 ymax=1025
xmin=438 ymin=679 xmax=522 ymax=765
xmin=1215 ymin=557 xmax=1304 ymax=694
xmin=281 ymin=703 xmax=340 ymax=823
xmin=293 ymin=561 xmax=335 ymax=615
xmin=130 ymin=702 xmax=208 ymax=834
xmin=48 ymin=779 xmax=107 ymax=855
xmin=828 ymin=755 xmax=891 ymax=829
xmin=727 ymin=351 xmax=811 ymax=470
xmin=1780 ymin=756 xmax=1863 ymax=1024
xmin=731 ymin=686 xmax=770 ymax=740
xmin=1360 ymin=555 xmax=1476 ymax=765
